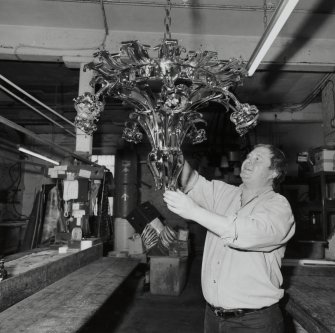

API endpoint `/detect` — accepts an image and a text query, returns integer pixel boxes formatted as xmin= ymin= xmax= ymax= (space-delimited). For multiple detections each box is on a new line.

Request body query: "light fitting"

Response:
xmin=246 ymin=0 xmax=300 ymax=76
xmin=18 ymin=146 xmax=60 ymax=166
xmin=74 ymin=1 xmax=259 ymax=190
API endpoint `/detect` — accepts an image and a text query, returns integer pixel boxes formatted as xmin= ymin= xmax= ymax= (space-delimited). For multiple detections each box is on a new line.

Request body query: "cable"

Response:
xmin=7 ymin=161 xmax=29 ymax=219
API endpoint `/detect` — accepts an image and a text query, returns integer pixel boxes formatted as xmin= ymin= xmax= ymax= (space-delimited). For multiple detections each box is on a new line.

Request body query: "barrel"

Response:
xmin=113 ymin=149 xmax=138 ymax=252
xmin=114 ymin=183 xmax=138 ymax=218
xmin=114 ymin=149 xmax=138 ymax=185
xmin=114 ymin=149 xmax=138 ymax=218
xmin=114 ymin=217 xmax=135 ymax=252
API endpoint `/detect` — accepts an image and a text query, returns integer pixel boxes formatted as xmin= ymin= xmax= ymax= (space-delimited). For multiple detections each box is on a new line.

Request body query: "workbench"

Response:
xmin=0 ymin=244 xmax=103 ymax=312
xmin=283 ymin=262 xmax=335 ymax=333
xmin=0 ymin=257 xmax=140 ymax=332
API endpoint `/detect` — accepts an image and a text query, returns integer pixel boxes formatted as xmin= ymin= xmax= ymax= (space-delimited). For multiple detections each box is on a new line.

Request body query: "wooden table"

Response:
xmin=283 ymin=264 xmax=335 ymax=333
xmin=0 ymin=257 xmax=139 ymax=333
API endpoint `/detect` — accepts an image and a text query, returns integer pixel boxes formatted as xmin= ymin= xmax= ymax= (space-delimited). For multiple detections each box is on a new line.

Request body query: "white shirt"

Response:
xmin=187 ymin=172 xmax=295 ymax=309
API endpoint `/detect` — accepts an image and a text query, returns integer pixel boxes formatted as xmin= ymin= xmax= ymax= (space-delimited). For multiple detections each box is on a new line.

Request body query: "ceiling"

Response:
xmin=0 ymin=0 xmax=334 ymax=154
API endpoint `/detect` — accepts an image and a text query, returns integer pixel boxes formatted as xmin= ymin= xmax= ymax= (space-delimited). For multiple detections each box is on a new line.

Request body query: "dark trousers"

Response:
xmin=204 ymin=303 xmax=285 ymax=333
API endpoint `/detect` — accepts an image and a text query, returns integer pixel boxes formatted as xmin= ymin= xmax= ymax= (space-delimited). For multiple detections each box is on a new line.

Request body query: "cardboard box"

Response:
xmin=126 ymin=201 xmax=163 ymax=233
xmin=313 ymin=159 xmax=334 ymax=172
xmin=128 ymin=234 xmax=145 ymax=255
xmin=311 ymin=148 xmax=335 ymax=172
xmin=177 ymin=229 xmax=189 ymax=241
xmin=169 ymin=240 xmax=189 ymax=257
xmin=149 ymin=256 xmax=187 ymax=296
xmin=314 ymin=149 xmax=335 ymax=162
xmin=48 ymin=165 xmax=105 ymax=180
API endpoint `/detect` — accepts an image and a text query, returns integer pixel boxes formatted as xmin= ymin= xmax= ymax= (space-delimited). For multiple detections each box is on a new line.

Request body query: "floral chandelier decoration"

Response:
xmin=74 ymin=1 xmax=259 ymax=190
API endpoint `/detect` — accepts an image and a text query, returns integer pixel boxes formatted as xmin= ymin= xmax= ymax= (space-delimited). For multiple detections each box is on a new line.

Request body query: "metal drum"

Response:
xmin=114 ymin=183 xmax=138 ymax=218
xmin=114 ymin=149 xmax=138 ymax=185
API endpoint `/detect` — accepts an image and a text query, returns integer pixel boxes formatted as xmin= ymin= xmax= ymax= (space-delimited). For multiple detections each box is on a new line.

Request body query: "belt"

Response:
xmin=207 ymin=302 xmax=274 ymax=319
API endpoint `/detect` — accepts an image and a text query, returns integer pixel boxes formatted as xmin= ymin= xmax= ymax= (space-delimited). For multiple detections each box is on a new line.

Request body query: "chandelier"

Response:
xmin=74 ymin=1 xmax=259 ymax=191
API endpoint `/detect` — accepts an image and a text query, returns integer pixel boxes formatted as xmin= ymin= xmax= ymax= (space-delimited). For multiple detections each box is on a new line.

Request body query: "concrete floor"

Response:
xmin=78 ymin=252 xmax=301 ymax=333
xmin=79 ymin=254 xmax=205 ymax=333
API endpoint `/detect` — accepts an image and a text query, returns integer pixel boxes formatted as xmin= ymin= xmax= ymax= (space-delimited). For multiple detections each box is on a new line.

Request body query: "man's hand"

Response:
xmin=163 ymin=189 xmax=199 ymax=220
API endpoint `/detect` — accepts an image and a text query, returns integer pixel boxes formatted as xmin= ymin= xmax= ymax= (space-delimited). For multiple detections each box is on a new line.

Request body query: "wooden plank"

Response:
xmin=0 ymin=244 xmax=103 ymax=312
xmin=284 ymin=266 xmax=335 ymax=333
xmin=0 ymin=257 xmax=139 ymax=333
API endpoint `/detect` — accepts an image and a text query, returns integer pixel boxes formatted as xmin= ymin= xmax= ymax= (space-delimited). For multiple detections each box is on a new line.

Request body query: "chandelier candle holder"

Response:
xmin=74 ymin=5 xmax=259 ymax=191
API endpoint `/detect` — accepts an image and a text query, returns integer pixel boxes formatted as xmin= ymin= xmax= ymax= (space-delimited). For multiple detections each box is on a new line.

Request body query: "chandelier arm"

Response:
xmin=94 ymin=81 xmax=118 ymax=99
xmin=152 ymin=109 xmax=164 ymax=150
xmin=105 ymin=55 xmax=130 ymax=71
xmin=165 ymin=151 xmax=172 ymax=189
xmin=136 ymin=114 xmax=157 ymax=149
xmin=168 ymin=151 xmax=184 ymax=190
xmin=165 ymin=113 xmax=179 ymax=150
xmin=220 ymin=76 xmax=241 ymax=88
xmin=179 ymin=121 xmax=193 ymax=145
xmin=95 ymin=51 xmax=127 ymax=71
xmin=149 ymin=112 xmax=161 ymax=150
xmin=220 ymin=92 xmax=259 ymax=136
xmin=196 ymin=52 xmax=219 ymax=68
xmin=139 ymin=89 xmax=156 ymax=111
xmin=226 ymin=90 xmax=241 ymax=108
xmin=193 ymin=68 xmax=220 ymax=85
xmin=187 ymin=93 xmax=224 ymax=113
xmin=124 ymin=48 xmax=145 ymax=65
xmin=121 ymin=43 xmax=151 ymax=65
xmin=86 ymin=64 xmax=117 ymax=81
xmin=147 ymin=150 xmax=163 ymax=190
xmin=178 ymin=115 xmax=206 ymax=145
xmin=163 ymin=113 xmax=170 ymax=149
xmin=236 ymin=114 xmax=260 ymax=129
xmin=181 ymin=122 xmax=199 ymax=145
xmin=117 ymin=94 xmax=153 ymax=113
xmin=188 ymin=84 xmax=206 ymax=97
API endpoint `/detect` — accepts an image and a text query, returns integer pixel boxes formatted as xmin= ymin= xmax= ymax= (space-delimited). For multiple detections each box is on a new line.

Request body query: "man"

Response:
xmin=163 ymin=144 xmax=295 ymax=333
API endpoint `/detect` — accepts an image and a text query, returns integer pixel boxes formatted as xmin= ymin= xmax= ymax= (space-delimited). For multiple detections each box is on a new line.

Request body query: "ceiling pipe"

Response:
xmin=0 ymin=74 xmax=76 ymax=128
xmin=258 ymin=72 xmax=332 ymax=122
xmin=280 ymin=73 xmax=333 ymax=112
xmin=0 ymin=154 xmax=46 ymax=168
xmin=0 ymin=114 xmax=100 ymax=167
xmin=259 ymin=109 xmax=323 ymax=123
xmin=0 ymin=84 xmax=76 ymax=137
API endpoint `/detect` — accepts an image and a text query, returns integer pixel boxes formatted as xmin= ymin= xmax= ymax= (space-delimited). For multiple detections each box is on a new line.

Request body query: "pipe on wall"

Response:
xmin=259 ymin=110 xmax=323 ymax=123
xmin=0 ymin=84 xmax=75 ymax=137
xmin=0 ymin=114 xmax=99 ymax=166
xmin=0 ymin=74 xmax=75 ymax=128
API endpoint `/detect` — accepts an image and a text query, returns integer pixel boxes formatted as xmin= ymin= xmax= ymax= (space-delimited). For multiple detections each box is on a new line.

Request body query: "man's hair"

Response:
xmin=254 ymin=144 xmax=288 ymax=190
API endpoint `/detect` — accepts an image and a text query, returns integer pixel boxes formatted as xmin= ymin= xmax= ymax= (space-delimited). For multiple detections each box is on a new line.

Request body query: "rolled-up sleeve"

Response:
xmin=188 ymin=173 xmax=240 ymax=212
xmin=227 ymin=195 xmax=295 ymax=252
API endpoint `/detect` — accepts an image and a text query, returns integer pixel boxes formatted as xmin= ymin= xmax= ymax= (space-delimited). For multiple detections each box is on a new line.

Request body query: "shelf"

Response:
xmin=305 ymin=171 xmax=335 ymax=179
xmin=325 ymin=199 xmax=335 ymax=208
xmin=288 ymin=172 xmax=335 ymax=241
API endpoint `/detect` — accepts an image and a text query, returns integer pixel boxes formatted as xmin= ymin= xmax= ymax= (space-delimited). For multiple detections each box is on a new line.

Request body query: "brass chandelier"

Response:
xmin=74 ymin=0 xmax=259 ymax=190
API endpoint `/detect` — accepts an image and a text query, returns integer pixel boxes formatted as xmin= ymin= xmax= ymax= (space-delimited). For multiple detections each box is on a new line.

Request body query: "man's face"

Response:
xmin=240 ymin=146 xmax=276 ymax=188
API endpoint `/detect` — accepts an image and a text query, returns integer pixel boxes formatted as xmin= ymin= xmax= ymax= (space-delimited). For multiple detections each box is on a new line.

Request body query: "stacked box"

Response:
xmin=169 ymin=240 xmax=189 ymax=257
xmin=313 ymin=149 xmax=335 ymax=172
xmin=149 ymin=256 xmax=187 ymax=296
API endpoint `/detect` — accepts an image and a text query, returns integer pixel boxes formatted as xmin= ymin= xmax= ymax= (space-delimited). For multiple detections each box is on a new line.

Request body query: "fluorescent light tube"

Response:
xmin=246 ymin=0 xmax=300 ymax=76
xmin=18 ymin=147 xmax=60 ymax=165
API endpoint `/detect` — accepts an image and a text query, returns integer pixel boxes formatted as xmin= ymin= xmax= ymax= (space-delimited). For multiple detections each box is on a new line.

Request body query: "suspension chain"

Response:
xmin=263 ymin=0 xmax=268 ymax=30
xmin=164 ymin=0 xmax=172 ymax=40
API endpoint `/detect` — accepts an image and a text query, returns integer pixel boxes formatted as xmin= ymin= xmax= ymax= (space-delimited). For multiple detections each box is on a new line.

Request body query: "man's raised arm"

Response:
xmin=180 ymin=160 xmax=198 ymax=192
